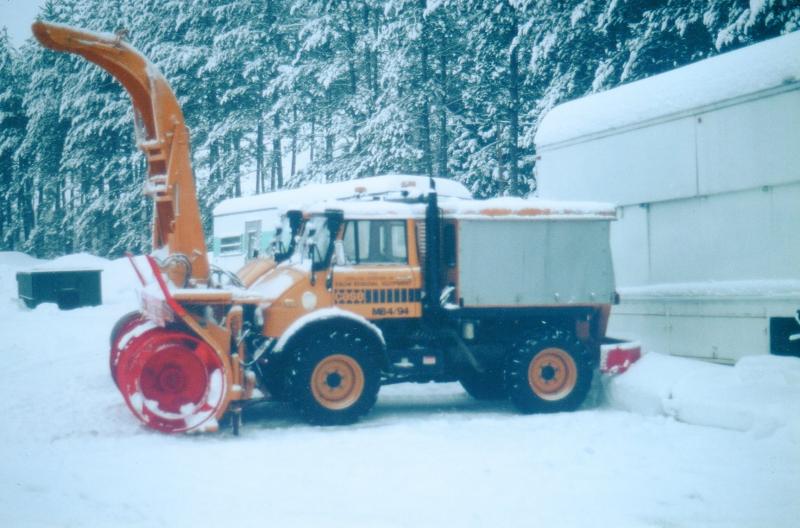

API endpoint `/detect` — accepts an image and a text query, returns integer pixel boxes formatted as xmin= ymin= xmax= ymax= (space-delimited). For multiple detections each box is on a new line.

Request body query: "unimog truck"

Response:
xmin=34 ymin=22 xmax=635 ymax=434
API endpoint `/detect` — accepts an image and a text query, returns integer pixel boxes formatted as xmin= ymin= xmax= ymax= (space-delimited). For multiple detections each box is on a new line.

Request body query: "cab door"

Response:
xmin=332 ymin=219 xmax=422 ymax=320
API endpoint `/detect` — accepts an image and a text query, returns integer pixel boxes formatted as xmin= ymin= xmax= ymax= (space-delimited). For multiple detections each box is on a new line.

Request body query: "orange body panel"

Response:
xmin=262 ymin=269 xmax=335 ymax=338
xmin=237 ymin=257 xmax=278 ymax=288
xmin=262 ymin=219 xmax=425 ymax=338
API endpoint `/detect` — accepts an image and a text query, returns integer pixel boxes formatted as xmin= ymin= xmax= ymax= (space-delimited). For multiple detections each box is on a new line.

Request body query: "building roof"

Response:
xmin=535 ymin=31 xmax=800 ymax=148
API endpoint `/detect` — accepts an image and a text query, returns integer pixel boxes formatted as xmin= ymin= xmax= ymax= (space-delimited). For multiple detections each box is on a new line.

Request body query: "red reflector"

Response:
xmin=600 ymin=341 xmax=642 ymax=375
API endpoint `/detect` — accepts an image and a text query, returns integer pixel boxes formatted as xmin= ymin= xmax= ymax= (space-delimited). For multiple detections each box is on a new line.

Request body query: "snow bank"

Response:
xmin=536 ymin=31 xmax=800 ymax=147
xmin=606 ymin=352 xmax=800 ymax=442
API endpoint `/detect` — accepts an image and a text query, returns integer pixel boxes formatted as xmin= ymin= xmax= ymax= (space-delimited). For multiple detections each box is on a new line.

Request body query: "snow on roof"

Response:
xmin=307 ymin=196 xmax=616 ymax=220
xmin=535 ymin=31 xmax=800 ymax=148
xmin=307 ymin=199 xmax=428 ymax=219
xmin=213 ymin=175 xmax=472 ymax=217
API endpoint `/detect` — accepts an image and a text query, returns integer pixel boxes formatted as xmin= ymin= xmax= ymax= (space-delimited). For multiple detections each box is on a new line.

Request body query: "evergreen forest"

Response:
xmin=1 ymin=0 xmax=798 ymax=258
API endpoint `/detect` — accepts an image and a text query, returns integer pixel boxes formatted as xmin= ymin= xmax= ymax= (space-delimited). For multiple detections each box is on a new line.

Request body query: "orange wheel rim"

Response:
xmin=311 ymin=354 xmax=365 ymax=410
xmin=527 ymin=347 xmax=577 ymax=401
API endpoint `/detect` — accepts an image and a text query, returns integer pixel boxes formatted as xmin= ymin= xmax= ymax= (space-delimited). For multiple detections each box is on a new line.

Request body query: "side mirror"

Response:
xmin=306 ymin=233 xmax=318 ymax=286
xmin=305 ymin=229 xmax=317 ymax=262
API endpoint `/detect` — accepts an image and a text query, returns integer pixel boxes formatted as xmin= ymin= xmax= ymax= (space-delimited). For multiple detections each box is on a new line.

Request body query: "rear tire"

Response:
xmin=505 ymin=328 xmax=593 ymax=414
xmin=459 ymin=367 xmax=507 ymax=400
xmin=287 ymin=330 xmax=380 ymax=425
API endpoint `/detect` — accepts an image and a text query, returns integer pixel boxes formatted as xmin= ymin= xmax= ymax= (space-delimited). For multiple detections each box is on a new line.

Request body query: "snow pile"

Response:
xmin=536 ymin=30 xmax=800 ymax=147
xmin=33 ymin=251 xmax=110 ymax=270
xmin=606 ymin=352 xmax=800 ymax=442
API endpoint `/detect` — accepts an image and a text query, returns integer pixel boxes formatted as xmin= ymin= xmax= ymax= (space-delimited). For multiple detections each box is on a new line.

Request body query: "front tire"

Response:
xmin=287 ymin=330 xmax=380 ymax=425
xmin=506 ymin=328 xmax=593 ymax=413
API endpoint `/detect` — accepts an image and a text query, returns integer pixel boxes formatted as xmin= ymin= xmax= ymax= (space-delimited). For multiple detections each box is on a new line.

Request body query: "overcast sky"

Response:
xmin=1 ymin=0 xmax=46 ymax=48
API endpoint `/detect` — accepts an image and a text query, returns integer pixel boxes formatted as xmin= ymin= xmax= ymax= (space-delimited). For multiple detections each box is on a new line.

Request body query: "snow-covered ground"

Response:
xmin=0 ymin=251 xmax=798 ymax=527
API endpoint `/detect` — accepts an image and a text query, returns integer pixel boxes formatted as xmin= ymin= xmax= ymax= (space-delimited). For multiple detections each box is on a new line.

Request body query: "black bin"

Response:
xmin=16 ymin=269 xmax=103 ymax=310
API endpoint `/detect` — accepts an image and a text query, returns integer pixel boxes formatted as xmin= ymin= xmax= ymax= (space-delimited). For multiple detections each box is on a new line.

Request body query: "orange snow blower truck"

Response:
xmin=34 ymin=22 xmax=638 ymax=434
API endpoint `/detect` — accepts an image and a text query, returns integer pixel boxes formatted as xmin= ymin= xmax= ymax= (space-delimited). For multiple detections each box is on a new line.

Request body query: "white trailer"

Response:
xmin=212 ymin=174 xmax=472 ymax=271
xmin=534 ymin=31 xmax=800 ymax=363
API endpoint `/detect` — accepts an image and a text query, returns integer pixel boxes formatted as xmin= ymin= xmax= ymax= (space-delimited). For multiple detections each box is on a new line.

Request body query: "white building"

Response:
xmin=534 ymin=31 xmax=800 ymax=363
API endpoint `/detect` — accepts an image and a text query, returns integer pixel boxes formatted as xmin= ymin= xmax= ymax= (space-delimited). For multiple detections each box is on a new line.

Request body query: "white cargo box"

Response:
xmin=455 ymin=218 xmax=615 ymax=308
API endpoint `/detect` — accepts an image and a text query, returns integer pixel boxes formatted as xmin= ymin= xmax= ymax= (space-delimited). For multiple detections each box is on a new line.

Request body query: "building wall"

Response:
xmin=536 ymin=86 xmax=800 ymax=360
xmin=537 ymin=85 xmax=800 ymax=287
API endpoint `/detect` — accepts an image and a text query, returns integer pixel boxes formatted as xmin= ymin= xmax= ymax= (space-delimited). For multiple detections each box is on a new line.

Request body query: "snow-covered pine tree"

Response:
xmin=0 ymin=29 xmax=29 ymax=250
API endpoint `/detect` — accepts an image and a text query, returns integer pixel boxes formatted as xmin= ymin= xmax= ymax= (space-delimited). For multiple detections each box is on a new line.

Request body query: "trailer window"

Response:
xmin=343 ymin=220 xmax=407 ymax=264
xmin=219 ymin=236 xmax=242 ymax=255
xmin=244 ymin=220 xmax=262 ymax=260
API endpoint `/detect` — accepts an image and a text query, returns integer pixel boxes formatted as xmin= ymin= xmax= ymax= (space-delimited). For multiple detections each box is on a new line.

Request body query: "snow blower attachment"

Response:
xmin=33 ymin=22 xmax=232 ymax=433
xmin=35 ymin=21 xmax=638 ymax=435
xmin=32 ymin=21 xmax=209 ymax=284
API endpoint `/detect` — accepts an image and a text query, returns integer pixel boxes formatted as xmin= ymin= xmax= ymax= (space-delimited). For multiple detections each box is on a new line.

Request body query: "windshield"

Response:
xmin=293 ymin=215 xmax=330 ymax=263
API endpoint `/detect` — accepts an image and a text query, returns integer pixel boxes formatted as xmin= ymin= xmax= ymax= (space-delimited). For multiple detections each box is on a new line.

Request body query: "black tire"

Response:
xmin=109 ymin=311 xmax=143 ymax=347
xmin=259 ymin=359 xmax=289 ymax=402
xmin=287 ymin=330 xmax=380 ymax=425
xmin=505 ymin=327 xmax=593 ymax=414
xmin=109 ymin=311 xmax=145 ymax=386
xmin=459 ymin=367 xmax=507 ymax=400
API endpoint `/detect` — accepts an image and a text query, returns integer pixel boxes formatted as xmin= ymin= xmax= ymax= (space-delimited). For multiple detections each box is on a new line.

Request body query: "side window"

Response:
xmin=388 ymin=222 xmax=408 ymax=262
xmin=357 ymin=221 xmax=371 ymax=262
xmin=343 ymin=221 xmax=357 ymax=263
xmin=346 ymin=220 xmax=408 ymax=264
xmin=219 ymin=236 xmax=242 ymax=255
